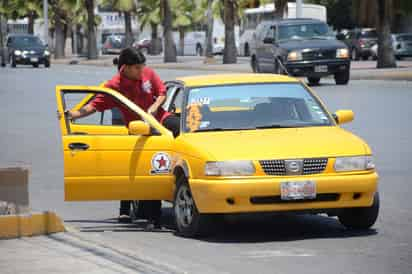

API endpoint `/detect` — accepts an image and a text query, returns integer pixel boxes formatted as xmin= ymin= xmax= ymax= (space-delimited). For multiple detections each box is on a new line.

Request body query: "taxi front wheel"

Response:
xmin=173 ymin=176 xmax=215 ymax=237
xmin=338 ymin=191 xmax=380 ymax=230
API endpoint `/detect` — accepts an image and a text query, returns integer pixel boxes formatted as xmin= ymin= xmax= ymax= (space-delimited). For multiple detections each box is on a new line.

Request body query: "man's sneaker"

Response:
xmin=118 ymin=215 xmax=132 ymax=224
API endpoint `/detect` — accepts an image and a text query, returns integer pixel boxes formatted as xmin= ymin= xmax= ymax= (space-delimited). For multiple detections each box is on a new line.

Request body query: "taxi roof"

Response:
xmin=176 ymin=73 xmax=299 ymax=87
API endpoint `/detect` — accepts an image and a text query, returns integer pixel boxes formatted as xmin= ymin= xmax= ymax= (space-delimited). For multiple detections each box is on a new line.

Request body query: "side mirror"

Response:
xmin=128 ymin=120 xmax=151 ymax=135
xmin=263 ymin=37 xmax=274 ymax=44
xmin=336 ymin=33 xmax=345 ymax=41
xmin=334 ymin=110 xmax=354 ymax=124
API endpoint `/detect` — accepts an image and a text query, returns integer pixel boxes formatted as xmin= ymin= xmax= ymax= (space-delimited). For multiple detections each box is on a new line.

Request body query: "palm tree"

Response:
xmin=376 ymin=0 xmax=396 ymax=68
xmin=273 ymin=0 xmax=287 ymax=19
xmin=100 ymin=0 xmax=137 ymax=47
xmin=171 ymin=0 xmax=193 ymax=56
xmin=223 ymin=0 xmax=237 ymax=64
xmin=160 ymin=0 xmax=176 ymax=62
xmin=204 ymin=0 xmax=214 ymax=59
xmin=84 ymin=0 xmax=98 ymax=59
xmin=9 ymin=0 xmax=42 ymax=34
xmin=138 ymin=0 xmax=161 ymax=54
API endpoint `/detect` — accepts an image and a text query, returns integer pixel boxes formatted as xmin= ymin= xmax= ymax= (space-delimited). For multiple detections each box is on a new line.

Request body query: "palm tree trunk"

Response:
xmin=223 ymin=0 xmax=237 ymax=64
xmin=54 ymin=11 xmax=65 ymax=59
xmin=124 ymin=11 xmax=134 ymax=47
xmin=85 ymin=0 xmax=98 ymax=59
xmin=0 ymin=14 xmax=5 ymax=64
xmin=161 ymin=0 xmax=177 ymax=63
xmin=274 ymin=0 xmax=287 ymax=19
xmin=150 ymin=22 xmax=161 ymax=55
xmin=204 ymin=0 xmax=214 ymax=59
xmin=28 ymin=11 xmax=35 ymax=34
xmin=178 ymin=27 xmax=185 ymax=56
xmin=377 ymin=0 xmax=396 ymax=68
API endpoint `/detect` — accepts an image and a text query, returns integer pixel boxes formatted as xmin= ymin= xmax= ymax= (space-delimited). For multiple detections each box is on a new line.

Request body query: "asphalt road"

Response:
xmin=1 ymin=64 xmax=412 ymax=274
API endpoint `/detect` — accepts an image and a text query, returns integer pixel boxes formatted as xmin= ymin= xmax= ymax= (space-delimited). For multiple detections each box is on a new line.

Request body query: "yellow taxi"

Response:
xmin=56 ymin=74 xmax=379 ymax=237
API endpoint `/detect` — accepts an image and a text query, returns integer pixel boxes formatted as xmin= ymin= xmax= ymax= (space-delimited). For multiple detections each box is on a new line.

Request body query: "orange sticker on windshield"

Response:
xmin=186 ymin=103 xmax=203 ymax=132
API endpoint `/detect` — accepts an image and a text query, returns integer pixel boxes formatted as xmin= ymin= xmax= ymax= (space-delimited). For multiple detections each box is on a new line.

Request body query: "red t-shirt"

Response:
xmin=90 ymin=67 xmax=171 ymax=125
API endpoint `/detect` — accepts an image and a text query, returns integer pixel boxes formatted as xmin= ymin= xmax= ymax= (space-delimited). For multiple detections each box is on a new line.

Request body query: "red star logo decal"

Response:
xmin=156 ymin=156 xmax=167 ymax=168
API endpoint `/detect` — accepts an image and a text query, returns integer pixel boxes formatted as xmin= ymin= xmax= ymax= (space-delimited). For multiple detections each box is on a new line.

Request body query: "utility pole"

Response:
xmin=296 ymin=0 xmax=303 ymax=18
xmin=43 ymin=0 xmax=48 ymax=45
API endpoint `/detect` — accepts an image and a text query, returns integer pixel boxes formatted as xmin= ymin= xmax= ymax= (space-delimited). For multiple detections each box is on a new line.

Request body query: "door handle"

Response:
xmin=68 ymin=143 xmax=89 ymax=151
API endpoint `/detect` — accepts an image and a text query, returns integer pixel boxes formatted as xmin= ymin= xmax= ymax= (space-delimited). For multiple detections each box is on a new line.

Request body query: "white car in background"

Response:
xmin=371 ymin=33 xmax=412 ymax=60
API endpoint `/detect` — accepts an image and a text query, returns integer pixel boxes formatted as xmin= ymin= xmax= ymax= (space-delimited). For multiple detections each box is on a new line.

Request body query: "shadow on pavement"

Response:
xmin=65 ymin=207 xmax=377 ymax=242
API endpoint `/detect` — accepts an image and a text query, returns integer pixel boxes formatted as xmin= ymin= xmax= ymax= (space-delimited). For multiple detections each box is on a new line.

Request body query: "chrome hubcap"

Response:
xmin=175 ymin=185 xmax=194 ymax=227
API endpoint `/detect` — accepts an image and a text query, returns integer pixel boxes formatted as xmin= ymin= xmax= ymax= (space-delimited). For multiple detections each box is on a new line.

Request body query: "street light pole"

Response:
xmin=296 ymin=0 xmax=303 ymax=18
xmin=43 ymin=0 xmax=48 ymax=45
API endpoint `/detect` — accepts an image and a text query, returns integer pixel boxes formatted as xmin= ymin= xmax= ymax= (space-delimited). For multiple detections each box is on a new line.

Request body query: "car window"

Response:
xmin=396 ymin=35 xmax=412 ymax=42
xmin=360 ymin=30 xmax=377 ymax=38
xmin=10 ymin=36 xmax=43 ymax=47
xmin=278 ymin=23 xmax=330 ymax=41
xmin=184 ymin=83 xmax=332 ymax=133
xmin=63 ymin=93 xmax=116 ymax=126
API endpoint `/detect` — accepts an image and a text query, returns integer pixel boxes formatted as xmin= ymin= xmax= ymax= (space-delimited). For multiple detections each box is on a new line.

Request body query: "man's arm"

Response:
xmin=147 ymin=95 xmax=166 ymax=116
xmin=66 ymin=104 xmax=96 ymax=120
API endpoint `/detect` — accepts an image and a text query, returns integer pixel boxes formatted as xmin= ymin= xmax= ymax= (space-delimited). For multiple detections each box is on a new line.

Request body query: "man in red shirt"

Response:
xmin=66 ymin=48 xmax=179 ymax=229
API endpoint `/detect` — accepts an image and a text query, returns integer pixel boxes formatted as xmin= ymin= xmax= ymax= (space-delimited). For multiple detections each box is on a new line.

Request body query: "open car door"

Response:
xmin=55 ymin=85 xmax=175 ymax=201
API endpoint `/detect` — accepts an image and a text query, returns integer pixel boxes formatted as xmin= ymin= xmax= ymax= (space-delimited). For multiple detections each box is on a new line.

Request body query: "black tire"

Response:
xmin=244 ymin=44 xmax=250 ymax=57
xmin=173 ymin=176 xmax=214 ymax=237
xmin=395 ymin=55 xmax=402 ymax=61
xmin=32 ymin=62 xmax=39 ymax=68
xmin=338 ymin=192 xmax=380 ymax=230
xmin=334 ymin=69 xmax=350 ymax=85
xmin=351 ymin=48 xmax=359 ymax=61
xmin=307 ymin=77 xmax=321 ymax=86
xmin=251 ymin=56 xmax=260 ymax=73
xmin=45 ymin=60 xmax=50 ymax=68
xmin=362 ymin=55 xmax=369 ymax=61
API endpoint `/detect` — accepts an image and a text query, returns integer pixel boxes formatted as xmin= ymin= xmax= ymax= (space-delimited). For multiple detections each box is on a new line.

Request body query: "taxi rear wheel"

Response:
xmin=173 ymin=176 xmax=214 ymax=237
xmin=338 ymin=191 xmax=380 ymax=230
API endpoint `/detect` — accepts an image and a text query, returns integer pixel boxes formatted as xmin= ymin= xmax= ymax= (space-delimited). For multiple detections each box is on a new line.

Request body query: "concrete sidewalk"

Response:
xmin=0 ymin=232 xmax=181 ymax=274
xmin=52 ymin=55 xmax=412 ymax=81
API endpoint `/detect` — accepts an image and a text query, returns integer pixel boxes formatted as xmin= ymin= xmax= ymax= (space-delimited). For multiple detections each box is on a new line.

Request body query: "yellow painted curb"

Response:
xmin=0 ymin=211 xmax=65 ymax=239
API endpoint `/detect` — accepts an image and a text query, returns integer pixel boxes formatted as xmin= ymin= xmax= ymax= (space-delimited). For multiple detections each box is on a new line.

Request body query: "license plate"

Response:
xmin=30 ymin=57 xmax=38 ymax=62
xmin=280 ymin=181 xmax=316 ymax=200
xmin=314 ymin=65 xmax=328 ymax=73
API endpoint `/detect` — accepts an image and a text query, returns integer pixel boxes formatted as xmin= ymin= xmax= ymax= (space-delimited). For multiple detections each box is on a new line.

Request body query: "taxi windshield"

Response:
xmin=184 ymin=83 xmax=332 ymax=133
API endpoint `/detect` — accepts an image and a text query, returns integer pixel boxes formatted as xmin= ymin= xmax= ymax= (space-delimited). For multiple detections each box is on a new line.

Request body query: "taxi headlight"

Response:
xmin=287 ymin=51 xmax=302 ymax=61
xmin=205 ymin=161 xmax=255 ymax=176
xmin=336 ymin=48 xmax=349 ymax=58
xmin=14 ymin=50 xmax=22 ymax=56
xmin=334 ymin=155 xmax=375 ymax=172
xmin=44 ymin=50 xmax=50 ymax=56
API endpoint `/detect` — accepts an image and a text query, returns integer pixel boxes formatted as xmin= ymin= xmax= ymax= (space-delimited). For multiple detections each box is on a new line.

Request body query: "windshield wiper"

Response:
xmin=255 ymin=124 xmax=297 ymax=129
xmin=194 ymin=127 xmax=253 ymax=132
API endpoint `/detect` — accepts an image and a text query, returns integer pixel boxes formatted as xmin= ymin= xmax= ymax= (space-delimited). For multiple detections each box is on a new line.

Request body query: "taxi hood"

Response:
xmin=179 ymin=126 xmax=369 ymax=161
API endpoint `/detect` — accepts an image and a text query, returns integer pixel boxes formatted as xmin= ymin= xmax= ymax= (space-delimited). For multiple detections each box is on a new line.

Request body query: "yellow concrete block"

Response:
xmin=0 ymin=212 xmax=65 ymax=239
xmin=0 ymin=215 xmax=19 ymax=238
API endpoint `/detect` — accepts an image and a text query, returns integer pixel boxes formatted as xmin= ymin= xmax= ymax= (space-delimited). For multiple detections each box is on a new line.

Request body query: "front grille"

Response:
xmin=250 ymin=193 xmax=340 ymax=204
xmin=259 ymin=160 xmax=285 ymax=176
xmin=259 ymin=158 xmax=328 ymax=176
xmin=302 ymin=158 xmax=328 ymax=175
xmin=302 ymin=49 xmax=336 ymax=61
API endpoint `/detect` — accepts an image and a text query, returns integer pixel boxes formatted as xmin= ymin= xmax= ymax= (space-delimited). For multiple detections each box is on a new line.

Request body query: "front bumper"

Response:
xmin=285 ymin=59 xmax=350 ymax=77
xmin=15 ymin=54 xmax=49 ymax=64
xmin=394 ymin=49 xmax=412 ymax=57
xmin=190 ymin=172 xmax=378 ymax=214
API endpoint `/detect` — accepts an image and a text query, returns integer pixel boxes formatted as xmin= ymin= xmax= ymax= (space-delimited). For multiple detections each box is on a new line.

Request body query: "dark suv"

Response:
xmin=251 ymin=19 xmax=350 ymax=85
xmin=343 ymin=28 xmax=378 ymax=61
xmin=2 ymin=34 xmax=50 ymax=68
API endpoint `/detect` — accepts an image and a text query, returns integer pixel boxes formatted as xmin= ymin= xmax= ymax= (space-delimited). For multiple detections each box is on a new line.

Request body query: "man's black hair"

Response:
xmin=112 ymin=47 xmax=146 ymax=71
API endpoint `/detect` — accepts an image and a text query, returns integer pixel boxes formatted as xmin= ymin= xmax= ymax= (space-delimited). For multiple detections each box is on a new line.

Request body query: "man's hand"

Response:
xmin=147 ymin=105 xmax=158 ymax=116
